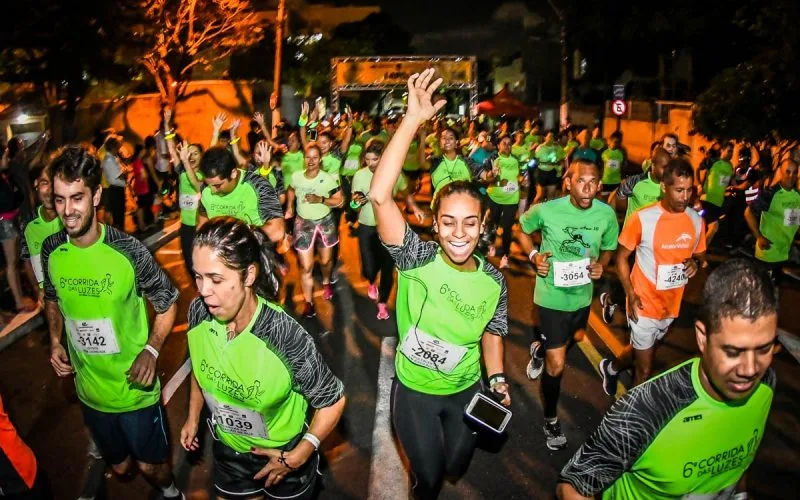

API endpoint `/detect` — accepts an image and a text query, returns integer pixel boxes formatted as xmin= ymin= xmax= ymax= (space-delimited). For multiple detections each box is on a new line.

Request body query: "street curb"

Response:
xmin=0 ymin=222 xmax=181 ymax=353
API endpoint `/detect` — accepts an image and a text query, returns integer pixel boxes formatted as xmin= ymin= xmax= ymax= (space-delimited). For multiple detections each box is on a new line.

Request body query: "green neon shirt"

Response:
xmin=291 ymin=170 xmax=339 ymax=221
xmin=535 ymin=143 xmax=566 ymax=173
xmin=525 ymin=134 xmax=542 ymax=147
xmin=199 ymin=169 xmax=283 ymax=226
xmin=520 ymin=196 xmax=618 ymax=311
xmin=511 ymin=144 xmax=530 ymax=163
xmin=383 ymin=225 xmax=508 ymax=395
xmin=403 ymin=140 xmax=421 ymax=172
xmin=487 ymin=154 xmax=521 ymax=205
xmin=561 ymin=358 xmax=775 ymax=499
xmin=601 ymin=148 xmax=625 ymax=185
xmin=178 ymin=167 xmax=203 ymax=227
xmin=425 ymin=133 xmax=441 ymax=157
xmin=281 ymin=151 xmax=305 ymax=189
xmin=590 ymin=138 xmax=606 ymax=151
xmin=321 ymin=151 xmax=343 ymax=184
xmin=341 ymin=143 xmax=363 ymax=177
xmin=703 ymin=160 xmax=733 ymax=207
xmin=20 ymin=206 xmax=64 ymax=287
xmin=430 ymin=155 xmax=481 ymax=200
xmin=41 ymin=225 xmax=178 ymax=412
xmin=187 ymin=297 xmax=343 ymax=452
xmin=565 ymin=139 xmax=580 ymax=157
xmin=750 ymin=184 xmax=800 ymax=263
xmin=351 ymin=168 xmax=407 ymax=227
xmin=617 ymin=172 xmax=663 ymax=223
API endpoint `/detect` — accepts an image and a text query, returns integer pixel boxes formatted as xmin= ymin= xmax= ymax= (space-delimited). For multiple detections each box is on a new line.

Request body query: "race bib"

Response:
xmin=606 ymin=159 xmax=620 ymax=170
xmin=783 ymin=208 xmax=800 ymax=226
xmin=553 ymin=259 xmax=591 ymax=288
xmin=719 ymin=175 xmax=731 ymax=187
xmin=66 ymin=318 xmax=120 ymax=355
xmin=31 ymin=254 xmax=44 ymax=284
xmin=400 ymin=328 xmax=467 ymax=374
xmin=179 ymin=193 xmax=200 ymax=211
xmin=657 ymin=263 xmax=688 ymax=290
xmin=343 ymin=158 xmax=360 ymax=172
xmin=502 ymin=182 xmax=519 ymax=194
xmin=204 ymin=393 xmax=269 ymax=439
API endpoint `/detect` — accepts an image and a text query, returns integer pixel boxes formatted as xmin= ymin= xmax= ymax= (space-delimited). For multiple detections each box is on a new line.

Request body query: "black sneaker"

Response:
xmin=599 ymin=358 xmax=618 ymax=397
xmin=526 ymin=341 xmax=544 ymax=380
xmin=600 ymin=292 xmax=617 ymax=325
xmin=302 ymin=302 xmax=316 ymax=318
xmin=543 ymin=420 xmax=567 ymax=450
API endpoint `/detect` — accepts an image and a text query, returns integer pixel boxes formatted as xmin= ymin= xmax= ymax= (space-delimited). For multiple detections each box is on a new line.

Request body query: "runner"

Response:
xmin=639 ymin=141 xmax=661 ymax=174
xmin=744 ymin=158 xmax=800 ymax=285
xmin=20 ymin=164 xmax=64 ymax=296
xmin=180 ymin=217 xmax=345 ymax=499
xmin=599 ymin=158 xmax=706 ymax=391
xmin=525 ymin=121 xmax=543 ymax=150
xmin=284 ymin=143 xmax=344 ymax=318
xmin=486 ymin=135 xmax=521 ymax=269
xmin=279 ymin=131 xmax=305 ymax=190
xmin=532 ymin=129 xmax=566 ymax=204
xmin=427 ymin=126 xmax=495 ymax=202
xmin=196 ymin=146 xmax=288 ymax=251
xmin=600 ymin=131 xmax=626 ymax=201
xmin=660 ymin=132 xmax=679 ymax=158
xmin=589 ymin=125 xmax=606 ymax=152
xmin=698 ymin=142 xmax=734 ymax=246
xmin=518 ymin=158 xmax=618 ymax=450
xmin=371 ymin=69 xmax=509 ymax=499
xmin=559 ymin=258 xmax=779 ymax=500
xmin=351 ymin=140 xmax=407 ymax=320
xmin=511 ymin=130 xmax=530 ymax=164
xmin=1 ymin=394 xmax=52 ymax=498
xmin=41 ymin=146 xmax=183 ymax=499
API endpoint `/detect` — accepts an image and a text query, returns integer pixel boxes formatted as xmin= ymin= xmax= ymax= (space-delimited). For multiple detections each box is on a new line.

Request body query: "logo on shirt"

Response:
xmin=439 ymin=283 xmax=488 ymax=321
xmin=199 ymin=358 xmax=265 ymax=405
xmin=59 ymin=273 xmax=114 ymax=298
xmin=677 ymin=233 xmax=692 ymax=243
xmin=559 ymin=226 xmax=599 ymax=257
xmin=682 ymin=414 xmax=703 ymax=423
xmin=681 ymin=428 xmax=761 ymax=480
xmin=662 ymin=233 xmax=693 ymax=250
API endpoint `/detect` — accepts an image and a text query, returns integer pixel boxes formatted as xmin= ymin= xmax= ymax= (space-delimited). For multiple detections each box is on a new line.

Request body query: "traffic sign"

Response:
xmin=613 ymin=84 xmax=626 ymax=100
xmin=611 ymin=99 xmax=627 ymax=117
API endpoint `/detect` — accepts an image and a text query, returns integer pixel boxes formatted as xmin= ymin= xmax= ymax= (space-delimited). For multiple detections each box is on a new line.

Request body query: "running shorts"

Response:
xmin=293 ymin=214 xmax=339 ymax=252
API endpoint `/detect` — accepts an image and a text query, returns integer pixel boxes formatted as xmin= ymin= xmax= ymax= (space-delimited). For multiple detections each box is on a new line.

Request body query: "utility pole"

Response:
xmin=271 ymin=0 xmax=287 ymax=138
xmin=548 ymin=0 xmax=568 ymax=130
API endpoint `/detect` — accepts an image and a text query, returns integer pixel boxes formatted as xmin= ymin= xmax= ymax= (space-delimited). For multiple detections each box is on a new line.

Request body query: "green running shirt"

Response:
xmin=281 ymin=151 xmax=305 ymax=189
xmin=20 ymin=206 xmax=64 ymax=286
xmin=601 ymin=148 xmax=625 ymax=185
xmin=617 ymin=172 xmax=663 ymax=223
xmin=511 ymin=144 xmax=530 ymax=163
xmin=41 ymin=225 xmax=179 ymax=412
xmin=200 ymin=169 xmax=283 ymax=227
xmin=291 ymin=170 xmax=340 ymax=221
xmin=535 ymin=143 xmax=566 ymax=173
xmin=178 ymin=166 xmax=203 ymax=227
xmin=703 ymin=160 xmax=733 ymax=207
xmin=429 ymin=155 xmax=483 ymax=201
xmin=187 ymin=297 xmax=343 ymax=452
xmin=403 ymin=140 xmax=421 ymax=172
xmin=342 ymin=143 xmax=363 ymax=177
xmin=321 ymin=151 xmax=343 ymax=184
xmin=486 ymin=154 xmax=521 ymax=205
xmin=749 ymin=184 xmax=800 ymax=263
xmin=590 ymin=138 xmax=607 ymax=151
xmin=383 ymin=225 xmax=508 ymax=395
xmin=560 ymin=358 xmax=775 ymax=499
xmin=520 ymin=197 xmax=619 ymax=312
xmin=351 ymin=168 xmax=407 ymax=227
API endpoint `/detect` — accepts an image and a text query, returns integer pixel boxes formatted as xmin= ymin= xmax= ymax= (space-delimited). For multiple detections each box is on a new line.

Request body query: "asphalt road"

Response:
xmin=1 ymin=215 xmax=798 ymax=499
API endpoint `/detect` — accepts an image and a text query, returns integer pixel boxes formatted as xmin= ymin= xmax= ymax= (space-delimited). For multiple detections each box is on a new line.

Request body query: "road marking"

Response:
xmin=574 ymin=331 xmax=627 ymax=399
xmin=367 ymin=337 xmax=410 ymax=500
xmin=162 ymin=358 xmax=192 ymax=405
xmin=586 ymin=309 xmax=626 ymax=358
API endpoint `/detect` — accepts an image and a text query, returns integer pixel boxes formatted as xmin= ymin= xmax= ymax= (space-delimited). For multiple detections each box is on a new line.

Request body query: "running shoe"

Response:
xmin=377 ymin=303 xmax=390 ymax=320
xmin=163 ymin=493 xmax=185 ymax=500
xmin=368 ymin=283 xmax=379 ymax=301
xmin=526 ymin=341 xmax=544 ymax=380
xmin=330 ymin=267 xmax=340 ymax=284
xmin=322 ymin=284 xmax=334 ymax=301
xmin=600 ymin=292 xmax=617 ymax=325
xmin=302 ymin=302 xmax=316 ymax=318
xmin=599 ymin=358 xmax=618 ymax=397
xmin=500 ymin=255 xmax=509 ymax=269
xmin=543 ymin=419 xmax=568 ymax=450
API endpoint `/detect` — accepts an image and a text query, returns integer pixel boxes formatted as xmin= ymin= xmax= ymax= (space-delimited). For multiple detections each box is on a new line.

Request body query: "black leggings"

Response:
xmin=488 ymin=200 xmax=517 ymax=256
xmin=341 ymin=175 xmax=359 ymax=225
xmin=391 ymin=379 xmax=478 ymax=500
xmin=357 ymin=224 xmax=394 ymax=302
xmin=106 ymin=185 xmax=126 ymax=230
xmin=180 ymin=224 xmax=195 ymax=276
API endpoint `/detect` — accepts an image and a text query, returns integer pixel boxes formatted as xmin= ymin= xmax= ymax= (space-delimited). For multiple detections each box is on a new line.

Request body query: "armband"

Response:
xmin=298 ymin=115 xmax=308 ymax=127
xmin=231 ymin=137 xmax=240 ymax=145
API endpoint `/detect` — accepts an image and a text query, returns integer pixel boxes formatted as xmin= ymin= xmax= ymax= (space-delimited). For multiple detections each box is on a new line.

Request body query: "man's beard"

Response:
xmin=66 ymin=208 xmax=96 ymax=239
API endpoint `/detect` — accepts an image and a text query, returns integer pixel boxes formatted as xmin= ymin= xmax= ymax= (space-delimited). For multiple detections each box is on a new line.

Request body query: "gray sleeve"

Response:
xmin=40 ymin=231 xmax=67 ymax=302
xmin=559 ymin=364 xmax=697 ymax=496
xmin=107 ymin=227 xmax=179 ymax=314
xmin=616 ymin=174 xmax=640 ymax=200
xmin=246 ymin=171 xmax=284 ymax=223
xmin=19 ymin=223 xmax=31 ymax=261
xmin=258 ymin=308 xmax=344 ymax=408
xmin=382 ymin=223 xmax=438 ymax=271
xmin=464 ymin=156 xmax=487 ymax=180
xmin=482 ymin=261 xmax=508 ymax=336
xmin=188 ymin=296 xmax=210 ymax=329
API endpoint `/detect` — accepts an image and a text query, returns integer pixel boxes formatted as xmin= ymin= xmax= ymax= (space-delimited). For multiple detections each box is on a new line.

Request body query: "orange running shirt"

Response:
xmin=618 ymin=203 xmax=706 ymax=320
xmin=0 ymin=395 xmax=37 ymax=490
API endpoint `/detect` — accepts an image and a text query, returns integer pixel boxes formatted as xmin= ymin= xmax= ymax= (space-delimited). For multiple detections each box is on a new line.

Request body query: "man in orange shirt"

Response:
xmin=599 ymin=158 xmax=707 ymax=393
xmin=0 ymin=394 xmax=51 ymax=498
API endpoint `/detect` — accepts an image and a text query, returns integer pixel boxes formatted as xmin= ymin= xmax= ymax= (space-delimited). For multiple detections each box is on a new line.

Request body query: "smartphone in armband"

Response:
xmin=464 ymin=392 xmax=511 ymax=434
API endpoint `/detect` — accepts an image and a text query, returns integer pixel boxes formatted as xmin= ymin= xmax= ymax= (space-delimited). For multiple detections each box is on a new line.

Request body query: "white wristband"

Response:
xmin=144 ymin=344 xmax=159 ymax=359
xmin=302 ymin=432 xmax=321 ymax=450
xmin=529 ymin=248 xmax=539 ymax=262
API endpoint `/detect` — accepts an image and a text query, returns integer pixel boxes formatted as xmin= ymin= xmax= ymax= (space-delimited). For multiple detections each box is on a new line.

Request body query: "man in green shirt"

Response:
xmin=589 ymin=125 xmax=606 ymax=152
xmin=519 ymin=159 xmax=619 ymax=450
xmin=700 ymin=142 xmax=734 ymax=245
xmin=42 ymin=146 xmax=183 ymax=499
xmin=559 ymin=258 xmax=779 ymax=500
xmin=533 ymin=130 xmax=567 ymax=203
xmin=600 ymin=131 xmax=626 ymax=201
xmin=611 ymin=147 xmax=670 ymax=223
xmin=745 ymin=158 xmax=800 ymax=285
xmin=20 ymin=165 xmax=64 ymax=295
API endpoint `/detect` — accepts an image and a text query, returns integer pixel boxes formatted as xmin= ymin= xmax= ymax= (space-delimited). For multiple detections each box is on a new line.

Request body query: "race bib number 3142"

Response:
xmin=66 ymin=318 xmax=121 ymax=355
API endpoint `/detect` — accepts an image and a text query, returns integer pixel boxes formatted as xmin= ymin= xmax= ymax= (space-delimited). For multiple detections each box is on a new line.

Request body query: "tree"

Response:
xmin=131 ymin=0 xmax=266 ymax=109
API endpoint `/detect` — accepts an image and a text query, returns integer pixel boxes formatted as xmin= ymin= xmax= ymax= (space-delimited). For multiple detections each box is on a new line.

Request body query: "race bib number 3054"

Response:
xmin=400 ymin=328 xmax=467 ymax=374
xmin=204 ymin=393 xmax=268 ymax=439
xmin=66 ymin=318 xmax=120 ymax=355
xmin=553 ymin=259 xmax=591 ymax=288
xmin=657 ymin=263 xmax=688 ymax=290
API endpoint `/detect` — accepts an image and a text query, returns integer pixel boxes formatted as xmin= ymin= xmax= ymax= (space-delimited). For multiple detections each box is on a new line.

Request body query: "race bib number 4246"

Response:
xmin=66 ymin=318 xmax=121 ymax=355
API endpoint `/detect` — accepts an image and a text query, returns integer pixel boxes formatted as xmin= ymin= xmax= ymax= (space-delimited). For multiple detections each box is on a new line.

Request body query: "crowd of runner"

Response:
xmin=0 ymin=68 xmax=795 ymax=499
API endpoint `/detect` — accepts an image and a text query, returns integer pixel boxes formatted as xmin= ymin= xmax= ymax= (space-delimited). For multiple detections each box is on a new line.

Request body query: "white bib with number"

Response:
xmin=66 ymin=318 xmax=120 ymax=355
xmin=718 ymin=175 xmax=731 ymax=187
xmin=400 ymin=328 xmax=467 ymax=374
xmin=502 ymin=182 xmax=519 ymax=194
xmin=204 ymin=393 xmax=269 ymax=439
xmin=606 ymin=159 xmax=620 ymax=170
xmin=343 ymin=158 xmax=360 ymax=172
xmin=553 ymin=259 xmax=591 ymax=288
xmin=656 ymin=263 xmax=688 ymax=290
xmin=179 ymin=193 xmax=200 ymax=211
xmin=783 ymin=208 xmax=800 ymax=226
xmin=31 ymin=254 xmax=44 ymax=284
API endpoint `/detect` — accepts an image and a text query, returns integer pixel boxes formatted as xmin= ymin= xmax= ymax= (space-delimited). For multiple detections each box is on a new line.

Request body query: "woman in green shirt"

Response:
xmin=180 ymin=217 xmax=345 ymax=499
xmin=371 ymin=69 xmax=510 ymax=499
